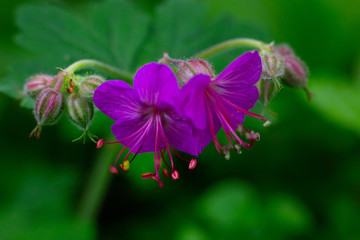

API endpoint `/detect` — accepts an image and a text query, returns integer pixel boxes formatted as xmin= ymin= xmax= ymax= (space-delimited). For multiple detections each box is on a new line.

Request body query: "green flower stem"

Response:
xmin=193 ymin=38 xmax=271 ymax=59
xmin=64 ymin=59 xmax=133 ymax=83
xmin=77 ymin=143 xmax=119 ymax=222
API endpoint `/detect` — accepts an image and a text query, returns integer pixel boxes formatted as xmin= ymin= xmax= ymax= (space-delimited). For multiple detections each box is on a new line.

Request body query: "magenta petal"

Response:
xmin=215 ymin=50 xmax=262 ymax=87
xmin=163 ymin=113 xmax=200 ymax=156
xmin=94 ymin=80 xmax=143 ymax=122
xmin=133 ymin=63 xmax=180 ymax=106
xmin=211 ymin=51 xmax=261 ymax=110
xmin=177 ymin=74 xmax=211 ymax=130
xmin=111 ymin=118 xmax=159 ymax=154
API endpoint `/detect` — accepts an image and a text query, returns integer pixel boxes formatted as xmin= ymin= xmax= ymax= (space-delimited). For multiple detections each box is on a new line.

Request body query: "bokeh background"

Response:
xmin=1 ymin=0 xmax=360 ymax=239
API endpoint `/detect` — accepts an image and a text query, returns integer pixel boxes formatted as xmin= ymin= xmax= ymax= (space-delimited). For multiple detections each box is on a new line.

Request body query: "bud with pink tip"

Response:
xmin=177 ymin=59 xmax=215 ymax=83
xmin=273 ymin=44 xmax=310 ymax=95
xmin=30 ymin=73 xmax=65 ymax=138
xmin=159 ymin=52 xmax=215 ymax=85
xmin=24 ymin=74 xmax=55 ymax=99
xmin=283 ymin=56 xmax=309 ymax=89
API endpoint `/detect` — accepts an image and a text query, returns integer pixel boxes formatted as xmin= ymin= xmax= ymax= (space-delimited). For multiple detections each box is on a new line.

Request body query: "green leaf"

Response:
xmin=309 ymin=75 xmax=360 ymax=136
xmin=139 ymin=0 xmax=268 ymax=65
xmin=0 ymin=0 xmax=150 ymax=104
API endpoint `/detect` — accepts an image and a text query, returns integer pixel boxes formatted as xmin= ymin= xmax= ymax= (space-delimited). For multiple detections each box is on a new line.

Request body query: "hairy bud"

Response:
xmin=283 ymin=56 xmax=309 ymax=89
xmin=24 ymin=74 xmax=54 ymax=99
xmin=34 ymin=88 xmax=65 ymax=126
xmin=273 ymin=44 xmax=309 ymax=89
xmin=177 ymin=59 xmax=215 ymax=83
xmin=66 ymin=93 xmax=94 ymax=131
xmin=261 ymin=53 xmax=285 ymax=80
xmin=159 ymin=52 xmax=215 ymax=85
xmin=258 ymin=53 xmax=285 ymax=106
xmin=79 ymin=75 xmax=105 ymax=99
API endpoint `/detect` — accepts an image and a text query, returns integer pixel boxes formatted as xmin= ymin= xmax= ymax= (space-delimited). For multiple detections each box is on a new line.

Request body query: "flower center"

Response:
xmin=97 ymin=108 xmax=197 ymax=187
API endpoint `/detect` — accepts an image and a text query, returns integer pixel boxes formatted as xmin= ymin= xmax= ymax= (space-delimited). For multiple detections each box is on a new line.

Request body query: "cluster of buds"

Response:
xmin=258 ymin=44 xmax=310 ymax=106
xmin=25 ymin=72 xmax=105 ymax=141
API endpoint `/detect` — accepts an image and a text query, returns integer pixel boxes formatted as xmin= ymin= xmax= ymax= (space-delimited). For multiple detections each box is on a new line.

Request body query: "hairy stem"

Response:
xmin=193 ymin=38 xmax=271 ymax=59
xmin=64 ymin=59 xmax=133 ymax=83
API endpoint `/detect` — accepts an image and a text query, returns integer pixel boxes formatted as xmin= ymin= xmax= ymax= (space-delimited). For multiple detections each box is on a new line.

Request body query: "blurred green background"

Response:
xmin=1 ymin=0 xmax=360 ymax=239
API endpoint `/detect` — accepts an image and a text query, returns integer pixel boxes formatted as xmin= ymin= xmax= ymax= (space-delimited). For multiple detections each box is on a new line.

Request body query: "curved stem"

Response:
xmin=193 ymin=38 xmax=271 ymax=59
xmin=77 ymin=143 xmax=119 ymax=222
xmin=64 ymin=59 xmax=133 ymax=83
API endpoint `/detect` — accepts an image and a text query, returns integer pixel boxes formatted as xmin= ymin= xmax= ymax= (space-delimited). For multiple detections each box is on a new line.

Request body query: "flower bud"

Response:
xmin=159 ymin=52 xmax=215 ymax=84
xmin=24 ymin=74 xmax=54 ymax=98
xmin=66 ymin=93 xmax=94 ymax=131
xmin=34 ymin=88 xmax=65 ymax=126
xmin=273 ymin=44 xmax=294 ymax=57
xmin=261 ymin=53 xmax=285 ymax=80
xmin=273 ymin=44 xmax=309 ymax=89
xmin=79 ymin=75 xmax=105 ymax=99
xmin=283 ymin=56 xmax=309 ymax=89
xmin=177 ymin=59 xmax=215 ymax=83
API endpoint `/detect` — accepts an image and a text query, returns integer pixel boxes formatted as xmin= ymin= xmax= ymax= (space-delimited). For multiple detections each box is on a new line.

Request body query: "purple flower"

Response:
xmin=177 ymin=51 xmax=269 ymax=157
xmin=94 ymin=63 xmax=198 ymax=187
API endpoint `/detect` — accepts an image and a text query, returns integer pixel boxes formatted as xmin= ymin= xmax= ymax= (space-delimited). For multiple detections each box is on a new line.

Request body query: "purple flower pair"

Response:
xmin=94 ymin=51 xmax=266 ymax=187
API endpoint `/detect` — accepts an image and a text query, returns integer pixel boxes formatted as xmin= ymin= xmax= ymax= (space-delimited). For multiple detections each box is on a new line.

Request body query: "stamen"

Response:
xmin=263 ymin=120 xmax=271 ymax=127
xmin=141 ymin=172 xmax=155 ymax=179
xmin=224 ymin=150 xmax=230 ymax=160
xmin=109 ymin=166 xmax=119 ymax=174
xmin=119 ymin=160 xmax=130 ymax=172
xmin=162 ymin=168 xmax=169 ymax=178
xmin=234 ymin=144 xmax=242 ymax=154
xmin=189 ymin=159 xmax=197 ymax=169
xmin=96 ymin=139 xmax=104 ymax=149
xmin=246 ymin=131 xmax=260 ymax=141
xmin=171 ymin=170 xmax=179 ymax=180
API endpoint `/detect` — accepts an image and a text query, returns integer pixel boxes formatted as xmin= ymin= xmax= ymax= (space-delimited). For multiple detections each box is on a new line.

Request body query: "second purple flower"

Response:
xmin=177 ymin=51 xmax=269 ymax=157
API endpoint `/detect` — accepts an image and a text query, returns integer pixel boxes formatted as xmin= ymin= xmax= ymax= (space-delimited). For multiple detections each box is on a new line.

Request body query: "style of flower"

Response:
xmin=93 ymin=63 xmax=198 ymax=187
xmin=177 ymin=51 xmax=269 ymax=157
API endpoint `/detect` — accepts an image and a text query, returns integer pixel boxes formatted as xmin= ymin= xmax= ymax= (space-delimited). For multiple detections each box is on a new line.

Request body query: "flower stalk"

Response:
xmin=193 ymin=38 xmax=271 ymax=59
xmin=63 ymin=59 xmax=133 ymax=84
